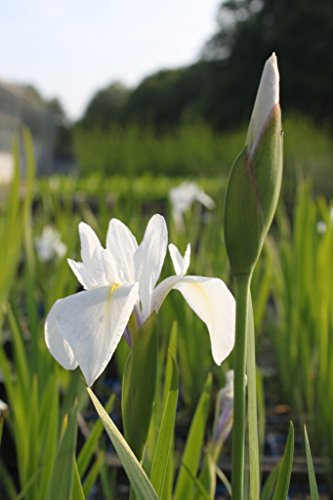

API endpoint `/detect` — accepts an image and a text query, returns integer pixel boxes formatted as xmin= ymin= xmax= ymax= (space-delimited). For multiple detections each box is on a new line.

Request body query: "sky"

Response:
xmin=0 ymin=0 xmax=220 ymax=121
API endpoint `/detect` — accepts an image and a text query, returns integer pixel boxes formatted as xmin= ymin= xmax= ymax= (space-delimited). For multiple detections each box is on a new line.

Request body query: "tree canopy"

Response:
xmin=79 ymin=0 xmax=333 ymax=131
xmin=202 ymin=0 xmax=333 ymax=126
xmin=79 ymin=82 xmax=131 ymax=129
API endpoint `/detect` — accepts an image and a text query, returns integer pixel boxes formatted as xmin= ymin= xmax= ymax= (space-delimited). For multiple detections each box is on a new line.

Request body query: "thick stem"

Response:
xmin=231 ymin=274 xmax=251 ymax=500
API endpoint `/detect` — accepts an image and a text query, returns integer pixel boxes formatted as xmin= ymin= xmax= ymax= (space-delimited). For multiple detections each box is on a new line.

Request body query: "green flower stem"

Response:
xmin=231 ymin=274 xmax=251 ymax=500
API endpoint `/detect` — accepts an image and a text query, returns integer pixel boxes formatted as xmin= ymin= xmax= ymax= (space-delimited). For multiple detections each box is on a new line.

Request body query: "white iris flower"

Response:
xmin=45 ymin=214 xmax=235 ymax=386
xmin=169 ymin=182 xmax=215 ymax=231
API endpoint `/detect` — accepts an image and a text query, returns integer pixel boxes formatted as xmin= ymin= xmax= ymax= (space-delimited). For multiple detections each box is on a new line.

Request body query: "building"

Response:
xmin=0 ymin=80 xmax=57 ymax=183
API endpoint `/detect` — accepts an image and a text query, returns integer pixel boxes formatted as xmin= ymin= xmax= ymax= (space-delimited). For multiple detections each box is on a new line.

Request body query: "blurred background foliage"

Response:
xmin=3 ymin=0 xmax=331 ymax=193
xmin=67 ymin=0 xmax=333 ymax=199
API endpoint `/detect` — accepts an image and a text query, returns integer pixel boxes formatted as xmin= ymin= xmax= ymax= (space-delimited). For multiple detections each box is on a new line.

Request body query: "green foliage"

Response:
xmin=122 ymin=314 xmax=158 ymax=461
xmin=1 ymin=126 xmax=332 ymax=497
xmin=149 ymin=354 xmax=179 ymax=496
xmin=272 ymin=422 xmax=295 ymax=499
xmin=73 ymin=121 xmax=244 ymax=177
xmin=174 ymin=373 xmax=212 ymax=500
xmin=73 ymin=116 xmax=333 ymax=202
xmin=88 ymin=388 xmax=159 ymax=500
xmin=269 ymin=182 xmax=333 ymax=488
xmin=283 ymin=115 xmax=333 ymax=199
xmin=0 ymin=139 xmax=22 ymax=317
xmin=79 ymin=81 xmax=131 ymax=130
xmin=45 ymin=403 xmax=78 ymax=500
xmin=204 ymin=0 xmax=333 ymax=126
xmin=125 ymin=63 xmax=212 ymax=128
xmin=304 ymin=426 xmax=320 ymax=500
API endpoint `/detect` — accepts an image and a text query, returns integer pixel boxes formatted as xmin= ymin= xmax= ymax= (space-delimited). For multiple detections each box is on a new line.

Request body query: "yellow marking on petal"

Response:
xmin=188 ymin=281 xmax=212 ymax=319
xmin=109 ymin=283 xmax=120 ymax=297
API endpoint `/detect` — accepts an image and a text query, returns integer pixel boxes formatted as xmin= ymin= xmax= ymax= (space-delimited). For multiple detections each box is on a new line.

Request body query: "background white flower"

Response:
xmin=169 ymin=181 xmax=215 ymax=231
xmin=35 ymin=226 xmax=67 ymax=262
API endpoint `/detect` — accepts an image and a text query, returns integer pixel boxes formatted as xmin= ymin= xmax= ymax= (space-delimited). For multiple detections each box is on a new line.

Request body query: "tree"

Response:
xmin=79 ymin=82 xmax=131 ymax=129
xmin=125 ymin=63 xmax=211 ymax=129
xmin=202 ymin=0 xmax=333 ymax=126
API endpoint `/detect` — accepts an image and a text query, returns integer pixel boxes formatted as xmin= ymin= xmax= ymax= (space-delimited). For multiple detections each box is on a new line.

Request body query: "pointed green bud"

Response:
xmin=224 ymin=53 xmax=283 ymax=277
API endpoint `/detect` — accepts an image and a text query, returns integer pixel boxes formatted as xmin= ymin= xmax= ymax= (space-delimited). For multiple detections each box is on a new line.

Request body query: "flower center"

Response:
xmin=109 ymin=283 xmax=120 ymax=296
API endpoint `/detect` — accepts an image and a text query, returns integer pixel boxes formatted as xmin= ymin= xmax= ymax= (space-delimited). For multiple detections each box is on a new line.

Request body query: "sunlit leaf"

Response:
xmin=88 ymin=388 xmax=158 ymax=500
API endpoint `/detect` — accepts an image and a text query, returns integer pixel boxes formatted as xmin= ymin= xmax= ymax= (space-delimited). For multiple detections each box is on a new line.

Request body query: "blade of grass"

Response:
xmin=45 ymin=403 xmax=78 ymax=500
xmin=72 ymin=459 xmax=86 ymax=500
xmin=122 ymin=314 xmax=157 ymax=460
xmin=77 ymin=393 xmax=115 ymax=477
xmin=173 ymin=373 xmax=212 ymax=500
xmin=272 ymin=421 xmax=294 ymax=500
xmin=88 ymin=388 xmax=158 ymax=500
xmin=304 ymin=425 xmax=320 ymax=500
xmin=82 ymin=452 xmax=105 ymax=498
xmin=260 ymin=464 xmax=279 ymax=500
xmin=149 ymin=354 xmax=179 ymax=496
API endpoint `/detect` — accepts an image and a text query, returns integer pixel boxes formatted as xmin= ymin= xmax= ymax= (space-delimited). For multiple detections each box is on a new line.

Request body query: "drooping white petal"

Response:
xmin=246 ymin=53 xmax=279 ymax=158
xmin=45 ymin=311 xmax=78 ymax=370
xmin=152 ymin=275 xmax=235 ymax=364
xmin=79 ymin=222 xmax=103 ymax=266
xmin=169 ymin=243 xmax=191 ymax=276
xmin=173 ymin=277 xmax=235 ymax=364
xmin=134 ymin=214 xmax=168 ymax=319
xmin=106 ymin=219 xmax=138 ymax=283
xmin=44 ymin=283 xmax=139 ymax=386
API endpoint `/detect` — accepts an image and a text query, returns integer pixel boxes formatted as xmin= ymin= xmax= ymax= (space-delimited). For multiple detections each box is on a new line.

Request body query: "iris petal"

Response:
xmin=134 ymin=214 xmax=168 ymax=318
xmin=67 ymin=259 xmax=95 ymax=290
xmin=169 ymin=243 xmax=190 ymax=276
xmin=152 ymin=275 xmax=235 ymax=365
xmin=79 ymin=222 xmax=103 ymax=265
xmin=45 ymin=315 xmax=78 ymax=370
xmin=44 ymin=283 xmax=139 ymax=386
xmin=174 ymin=277 xmax=235 ymax=364
xmin=106 ymin=219 xmax=138 ymax=283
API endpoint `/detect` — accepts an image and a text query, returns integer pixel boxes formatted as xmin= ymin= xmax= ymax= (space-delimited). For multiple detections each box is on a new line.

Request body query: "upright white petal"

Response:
xmin=106 ymin=219 xmax=138 ymax=283
xmin=44 ymin=283 xmax=139 ymax=386
xmin=79 ymin=222 xmax=103 ymax=265
xmin=169 ymin=243 xmax=191 ymax=276
xmin=90 ymin=247 xmax=111 ymax=286
xmin=134 ymin=214 xmax=168 ymax=319
xmin=67 ymin=223 xmax=105 ymax=290
xmin=246 ymin=53 xmax=279 ymax=158
xmin=100 ymin=248 xmax=121 ymax=284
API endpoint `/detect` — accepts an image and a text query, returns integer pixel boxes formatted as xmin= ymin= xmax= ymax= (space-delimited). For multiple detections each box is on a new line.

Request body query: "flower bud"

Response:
xmin=224 ymin=53 xmax=283 ymax=276
xmin=212 ymin=370 xmax=234 ymax=450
